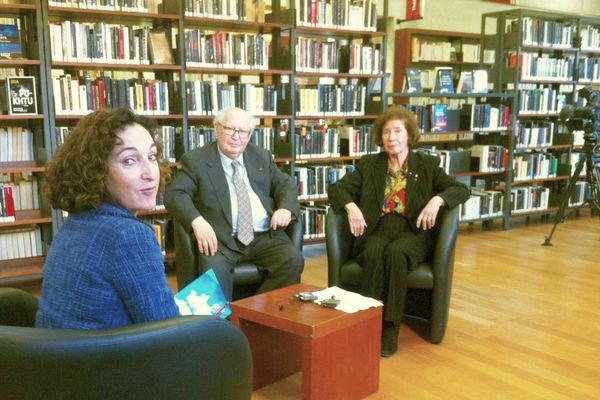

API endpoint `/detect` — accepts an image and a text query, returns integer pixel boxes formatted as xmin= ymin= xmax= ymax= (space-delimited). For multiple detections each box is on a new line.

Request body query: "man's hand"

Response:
xmin=191 ymin=216 xmax=218 ymax=256
xmin=345 ymin=202 xmax=367 ymax=237
xmin=416 ymin=195 xmax=445 ymax=230
xmin=270 ymin=208 xmax=292 ymax=230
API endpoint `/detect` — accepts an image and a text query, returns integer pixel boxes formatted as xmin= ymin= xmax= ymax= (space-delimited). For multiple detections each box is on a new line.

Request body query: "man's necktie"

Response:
xmin=231 ymin=160 xmax=254 ymax=245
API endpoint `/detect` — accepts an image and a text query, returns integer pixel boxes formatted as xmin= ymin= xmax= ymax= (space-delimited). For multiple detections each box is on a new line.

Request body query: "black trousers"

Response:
xmin=198 ymin=231 xmax=304 ymax=300
xmin=356 ymin=213 xmax=427 ymax=327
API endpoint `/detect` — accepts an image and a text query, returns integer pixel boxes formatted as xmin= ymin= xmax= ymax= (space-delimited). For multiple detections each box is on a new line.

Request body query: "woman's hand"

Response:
xmin=416 ymin=196 xmax=445 ymax=230
xmin=345 ymin=202 xmax=367 ymax=237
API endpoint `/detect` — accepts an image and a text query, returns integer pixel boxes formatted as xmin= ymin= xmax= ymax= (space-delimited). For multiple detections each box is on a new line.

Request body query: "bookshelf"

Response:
xmin=481 ymin=9 xmax=599 ymax=225
xmin=285 ymin=0 xmax=389 ymax=241
xmin=0 ymin=0 xmax=391 ymax=285
xmin=393 ymin=28 xmax=482 ymax=95
xmin=0 ymin=0 xmax=54 ymax=284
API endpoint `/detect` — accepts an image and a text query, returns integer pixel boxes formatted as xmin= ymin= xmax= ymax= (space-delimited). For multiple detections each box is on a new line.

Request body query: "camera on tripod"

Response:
xmin=559 ymin=86 xmax=600 ymax=143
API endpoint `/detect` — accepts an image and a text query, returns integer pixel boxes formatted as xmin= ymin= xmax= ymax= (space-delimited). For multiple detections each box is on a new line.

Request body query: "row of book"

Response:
xmin=0 ymin=176 xmax=40 ymax=213
xmin=294 ymin=124 xmax=379 ymax=158
xmin=458 ymin=189 xmax=504 ymax=222
xmin=295 ymin=0 xmax=378 ymax=31
xmin=294 ymin=164 xmax=354 ymax=200
xmin=295 ymin=82 xmax=366 ymax=116
xmin=518 ymin=85 xmax=567 ymax=115
xmin=49 ymin=0 xmax=160 ymax=13
xmin=184 ymin=0 xmax=265 ymax=22
xmin=49 ymin=21 xmax=154 ymax=64
xmin=515 ymin=121 xmax=555 ymax=148
xmin=184 ymin=30 xmax=269 ymax=70
xmin=510 ymin=185 xmax=550 ymax=213
xmin=579 ymin=25 xmax=600 ymax=50
xmin=52 ymin=74 xmax=171 ymax=115
xmin=0 ymin=127 xmax=34 ymax=162
xmin=300 ymin=206 xmax=328 ymax=240
xmin=405 ymin=103 xmax=510 ymax=133
xmin=577 ymin=57 xmax=600 ymax=83
xmin=0 ymin=226 xmax=44 ymax=261
xmin=511 ymin=17 xmax=575 ymax=48
xmin=513 ymin=152 xmax=559 ymax=181
xmin=186 ymin=80 xmax=277 ymax=116
xmin=511 ymin=52 xmax=575 ymax=81
xmin=147 ymin=216 xmax=170 ymax=256
xmin=470 ymin=144 xmax=508 ymax=173
xmin=295 ymin=37 xmax=383 ymax=74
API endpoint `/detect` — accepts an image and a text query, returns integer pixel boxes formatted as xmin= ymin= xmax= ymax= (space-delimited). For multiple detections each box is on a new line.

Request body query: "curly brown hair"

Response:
xmin=373 ymin=106 xmax=420 ymax=147
xmin=43 ymin=108 xmax=171 ymax=213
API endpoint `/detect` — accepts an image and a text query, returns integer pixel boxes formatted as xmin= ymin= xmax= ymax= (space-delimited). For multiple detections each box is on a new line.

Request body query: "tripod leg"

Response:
xmin=542 ymin=158 xmax=587 ymax=246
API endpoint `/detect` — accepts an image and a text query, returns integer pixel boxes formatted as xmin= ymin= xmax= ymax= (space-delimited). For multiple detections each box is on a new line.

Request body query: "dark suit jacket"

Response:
xmin=164 ymin=142 xmax=300 ymax=259
xmin=328 ymin=150 xmax=470 ymax=255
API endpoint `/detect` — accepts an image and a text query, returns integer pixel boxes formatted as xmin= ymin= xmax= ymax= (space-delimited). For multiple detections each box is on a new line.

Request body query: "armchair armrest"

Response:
xmin=285 ymin=215 xmax=304 ymax=251
xmin=326 ymin=209 xmax=352 ymax=287
xmin=173 ymin=221 xmax=199 ymax=291
xmin=429 ymin=206 xmax=460 ymax=343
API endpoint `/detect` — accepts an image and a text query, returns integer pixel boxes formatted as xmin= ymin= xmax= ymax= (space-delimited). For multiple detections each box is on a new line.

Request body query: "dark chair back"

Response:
xmin=326 ymin=207 xmax=460 ymax=343
xmin=174 ymin=217 xmax=303 ymax=298
xmin=0 ymin=312 xmax=252 ymax=400
xmin=0 ymin=287 xmax=38 ymax=327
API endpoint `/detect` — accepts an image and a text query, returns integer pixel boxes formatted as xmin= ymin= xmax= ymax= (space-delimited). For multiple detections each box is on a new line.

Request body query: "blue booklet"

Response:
xmin=174 ymin=268 xmax=231 ymax=319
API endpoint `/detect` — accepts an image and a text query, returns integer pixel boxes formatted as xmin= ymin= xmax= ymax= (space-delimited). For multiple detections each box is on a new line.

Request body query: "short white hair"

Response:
xmin=213 ymin=107 xmax=256 ymax=131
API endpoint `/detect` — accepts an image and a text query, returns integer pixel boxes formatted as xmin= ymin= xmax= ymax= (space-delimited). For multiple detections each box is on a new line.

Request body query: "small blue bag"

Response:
xmin=174 ymin=268 xmax=231 ymax=319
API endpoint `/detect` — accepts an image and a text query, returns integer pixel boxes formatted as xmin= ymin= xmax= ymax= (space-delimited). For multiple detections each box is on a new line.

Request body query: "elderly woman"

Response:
xmin=328 ymin=106 xmax=470 ymax=356
xmin=36 ymin=107 xmax=180 ymax=329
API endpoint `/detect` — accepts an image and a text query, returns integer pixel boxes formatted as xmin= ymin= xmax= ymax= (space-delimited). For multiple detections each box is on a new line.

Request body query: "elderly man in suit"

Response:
xmin=164 ymin=107 xmax=303 ymax=300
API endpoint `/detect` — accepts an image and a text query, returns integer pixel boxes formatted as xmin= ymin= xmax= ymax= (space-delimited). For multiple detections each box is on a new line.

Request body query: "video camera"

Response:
xmin=559 ymin=86 xmax=600 ymax=140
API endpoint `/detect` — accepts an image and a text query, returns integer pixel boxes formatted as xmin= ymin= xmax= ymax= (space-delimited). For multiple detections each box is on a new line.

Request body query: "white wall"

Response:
xmin=382 ymin=0 xmax=600 ymax=89
xmin=385 ymin=0 xmax=600 ymax=32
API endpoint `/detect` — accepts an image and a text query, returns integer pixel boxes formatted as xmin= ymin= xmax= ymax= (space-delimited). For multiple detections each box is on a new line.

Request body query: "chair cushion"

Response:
xmin=340 ymin=261 xmax=434 ymax=291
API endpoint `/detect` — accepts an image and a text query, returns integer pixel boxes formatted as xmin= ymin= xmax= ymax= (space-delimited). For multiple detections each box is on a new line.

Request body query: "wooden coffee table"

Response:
xmin=230 ymin=283 xmax=382 ymax=400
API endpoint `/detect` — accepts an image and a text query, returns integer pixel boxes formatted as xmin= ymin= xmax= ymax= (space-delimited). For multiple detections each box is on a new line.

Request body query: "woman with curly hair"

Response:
xmin=36 ymin=107 xmax=180 ymax=329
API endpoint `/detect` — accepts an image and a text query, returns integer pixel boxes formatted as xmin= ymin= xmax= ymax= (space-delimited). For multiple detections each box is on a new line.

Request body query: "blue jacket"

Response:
xmin=36 ymin=203 xmax=180 ymax=329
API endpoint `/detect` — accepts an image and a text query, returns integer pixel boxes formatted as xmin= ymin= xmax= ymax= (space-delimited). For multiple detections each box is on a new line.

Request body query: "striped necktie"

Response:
xmin=231 ymin=160 xmax=254 ymax=245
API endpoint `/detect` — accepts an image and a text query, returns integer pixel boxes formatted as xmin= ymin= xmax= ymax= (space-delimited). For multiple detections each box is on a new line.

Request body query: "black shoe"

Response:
xmin=381 ymin=323 xmax=399 ymax=357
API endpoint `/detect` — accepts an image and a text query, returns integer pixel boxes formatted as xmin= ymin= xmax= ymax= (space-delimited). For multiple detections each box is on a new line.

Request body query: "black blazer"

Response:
xmin=164 ymin=142 xmax=300 ymax=258
xmin=328 ymin=151 xmax=470 ymax=254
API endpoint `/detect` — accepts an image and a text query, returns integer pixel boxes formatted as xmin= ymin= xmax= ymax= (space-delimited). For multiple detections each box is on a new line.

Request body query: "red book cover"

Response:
xmin=3 ymin=185 xmax=16 ymax=222
xmin=94 ymin=79 xmax=106 ymax=109
xmin=118 ymin=27 xmax=125 ymax=60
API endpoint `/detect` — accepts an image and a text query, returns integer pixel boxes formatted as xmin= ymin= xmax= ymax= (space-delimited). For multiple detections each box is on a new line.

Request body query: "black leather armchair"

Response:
xmin=0 ymin=288 xmax=252 ymax=400
xmin=174 ymin=218 xmax=304 ymax=299
xmin=326 ymin=206 xmax=460 ymax=344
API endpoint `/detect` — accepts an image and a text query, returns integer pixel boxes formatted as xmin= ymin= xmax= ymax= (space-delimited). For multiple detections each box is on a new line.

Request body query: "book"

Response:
xmin=148 ymin=30 xmax=174 ymax=65
xmin=472 ymin=69 xmax=489 ymax=93
xmin=456 ymin=71 xmax=473 ymax=93
xmin=0 ymin=23 xmax=22 ymax=59
xmin=1 ymin=76 xmax=37 ymax=115
xmin=404 ymin=67 xmax=422 ymax=93
xmin=174 ymin=268 xmax=231 ymax=319
xmin=433 ymin=67 xmax=454 ymax=94
xmin=430 ymin=104 xmax=448 ymax=132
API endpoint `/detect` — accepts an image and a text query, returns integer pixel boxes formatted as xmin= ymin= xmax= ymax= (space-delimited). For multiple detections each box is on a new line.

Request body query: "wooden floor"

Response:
xmin=252 ymin=212 xmax=600 ymax=400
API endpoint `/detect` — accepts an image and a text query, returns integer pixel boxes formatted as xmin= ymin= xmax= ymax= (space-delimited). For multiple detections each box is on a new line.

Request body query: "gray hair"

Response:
xmin=213 ymin=107 xmax=257 ymax=131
